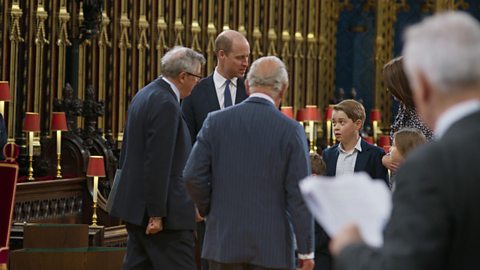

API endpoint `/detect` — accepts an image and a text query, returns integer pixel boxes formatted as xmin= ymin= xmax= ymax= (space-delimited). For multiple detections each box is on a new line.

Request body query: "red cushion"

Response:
xmin=0 ymin=248 xmax=8 ymax=264
xmin=0 ymin=162 xmax=18 ymax=249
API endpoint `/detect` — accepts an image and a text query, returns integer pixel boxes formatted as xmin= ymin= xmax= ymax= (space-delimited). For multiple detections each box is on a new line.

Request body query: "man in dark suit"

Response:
xmin=329 ymin=12 xmax=480 ymax=270
xmin=183 ymin=56 xmax=315 ymax=270
xmin=108 ymin=46 xmax=205 ymax=270
xmin=182 ymin=29 xmax=250 ymax=144
xmin=181 ymin=29 xmax=250 ymax=270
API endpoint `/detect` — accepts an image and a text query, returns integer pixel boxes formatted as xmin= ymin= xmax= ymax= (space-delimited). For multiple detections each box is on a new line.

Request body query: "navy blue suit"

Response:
xmin=109 ymin=77 xmax=195 ymax=270
xmin=323 ymin=140 xmax=388 ymax=184
xmin=183 ymin=97 xmax=314 ymax=270
xmin=181 ymin=74 xmax=248 ymax=144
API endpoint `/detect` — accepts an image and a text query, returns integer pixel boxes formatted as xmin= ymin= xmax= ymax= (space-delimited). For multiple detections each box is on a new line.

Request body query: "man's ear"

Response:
xmin=217 ymin=49 xmax=226 ymax=59
xmin=245 ymin=79 xmax=251 ymax=96
xmin=355 ymin=119 xmax=363 ymax=130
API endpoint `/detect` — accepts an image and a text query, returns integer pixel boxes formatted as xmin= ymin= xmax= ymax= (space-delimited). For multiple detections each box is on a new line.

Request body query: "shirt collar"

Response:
xmin=249 ymin=93 xmax=275 ymax=105
xmin=213 ymin=68 xmax=238 ymax=88
xmin=434 ymin=100 xmax=480 ymax=139
xmin=338 ymin=136 xmax=362 ymax=154
xmin=161 ymin=77 xmax=180 ymax=103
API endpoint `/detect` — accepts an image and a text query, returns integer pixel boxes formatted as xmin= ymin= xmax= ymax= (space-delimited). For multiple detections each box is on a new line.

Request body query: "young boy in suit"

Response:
xmin=322 ymin=99 xmax=388 ymax=185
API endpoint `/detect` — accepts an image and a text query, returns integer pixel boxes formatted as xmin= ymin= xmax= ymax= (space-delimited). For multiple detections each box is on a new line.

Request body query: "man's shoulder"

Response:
xmin=189 ymin=75 xmax=214 ymax=98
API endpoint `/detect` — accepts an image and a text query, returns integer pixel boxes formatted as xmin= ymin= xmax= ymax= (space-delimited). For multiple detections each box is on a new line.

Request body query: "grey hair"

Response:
xmin=161 ymin=46 xmax=206 ymax=78
xmin=403 ymin=11 xmax=480 ymax=93
xmin=246 ymin=56 xmax=288 ymax=96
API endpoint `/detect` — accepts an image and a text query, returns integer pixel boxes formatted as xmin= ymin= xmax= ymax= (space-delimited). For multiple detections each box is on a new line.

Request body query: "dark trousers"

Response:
xmin=123 ymin=223 xmax=195 ymax=270
xmin=208 ymin=261 xmax=288 ymax=270
xmin=196 ymin=221 xmax=209 ymax=270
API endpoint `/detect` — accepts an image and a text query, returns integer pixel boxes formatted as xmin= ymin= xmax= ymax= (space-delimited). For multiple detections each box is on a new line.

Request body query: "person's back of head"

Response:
xmin=383 ymin=56 xmax=415 ymax=108
xmin=403 ymin=12 xmax=480 ymax=127
xmin=391 ymin=128 xmax=427 ymax=164
xmin=246 ymin=56 xmax=288 ymax=105
xmin=310 ymin=152 xmax=326 ymax=176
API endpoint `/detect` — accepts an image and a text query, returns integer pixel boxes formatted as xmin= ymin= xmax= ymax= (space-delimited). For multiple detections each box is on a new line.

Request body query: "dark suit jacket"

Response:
xmin=181 ymin=74 xmax=248 ymax=143
xmin=336 ymin=109 xmax=480 ymax=270
xmin=183 ymin=97 xmax=314 ymax=269
xmin=322 ymin=140 xmax=388 ymax=185
xmin=109 ymin=77 xmax=195 ymax=230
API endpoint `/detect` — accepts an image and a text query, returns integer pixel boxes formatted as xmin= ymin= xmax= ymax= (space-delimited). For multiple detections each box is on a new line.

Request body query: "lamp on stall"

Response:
xmin=0 ymin=81 xmax=11 ymax=116
xmin=280 ymin=106 xmax=294 ymax=119
xmin=370 ymin=109 xmax=381 ymax=145
xmin=23 ymin=112 xmax=40 ymax=181
xmin=298 ymin=105 xmax=322 ymax=153
xmin=325 ymin=105 xmax=334 ymax=147
xmin=51 ymin=112 xmax=68 ymax=179
xmin=87 ymin=155 xmax=106 ymax=227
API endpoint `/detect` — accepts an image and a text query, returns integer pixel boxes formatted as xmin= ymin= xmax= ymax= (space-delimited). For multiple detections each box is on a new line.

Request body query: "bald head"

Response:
xmin=246 ymin=56 xmax=288 ymax=98
xmin=215 ymin=30 xmax=248 ymax=54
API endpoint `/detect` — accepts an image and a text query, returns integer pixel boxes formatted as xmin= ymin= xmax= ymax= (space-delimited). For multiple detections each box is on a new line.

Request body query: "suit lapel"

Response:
xmin=354 ymin=140 xmax=369 ymax=172
xmin=205 ymin=76 xmax=221 ymax=111
xmin=235 ymin=78 xmax=248 ymax=104
xmin=327 ymin=146 xmax=340 ymax=176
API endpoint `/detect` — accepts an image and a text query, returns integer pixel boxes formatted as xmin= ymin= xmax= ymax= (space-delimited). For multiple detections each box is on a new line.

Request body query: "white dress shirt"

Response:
xmin=335 ymin=137 xmax=362 ymax=177
xmin=213 ymin=68 xmax=238 ymax=109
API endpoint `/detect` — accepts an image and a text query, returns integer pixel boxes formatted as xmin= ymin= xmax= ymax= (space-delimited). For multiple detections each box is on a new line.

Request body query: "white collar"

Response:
xmin=249 ymin=93 xmax=275 ymax=105
xmin=213 ymin=68 xmax=238 ymax=88
xmin=339 ymin=136 xmax=362 ymax=153
xmin=161 ymin=77 xmax=180 ymax=102
xmin=434 ymin=100 xmax=480 ymax=139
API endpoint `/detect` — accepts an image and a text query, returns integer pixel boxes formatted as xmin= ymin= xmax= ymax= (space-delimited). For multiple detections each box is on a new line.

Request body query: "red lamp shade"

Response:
xmin=370 ymin=109 xmax=381 ymax=122
xmin=303 ymin=105 xmax=321 ymax=122
xmin=296 ymin=108 xmax=306 ymax=121
xmin=325 ymin=106 xmax=333 ymax=121
xmin=364 ymin=136 xmax=374 ymax=144
xmin=280 ymin=106 xmax=294 ymax=119
xmin=87 ymin=156 xmax=106 ymax=177
xmin=378 ymin=135 xmax=391 ymax=148
xmin=0 ymin=81 xmax=10 ymax=101
xmin=23 ymin=112 xmax=40 ymax=132
xmin=51 ymin=112 xmax=68 ymax=131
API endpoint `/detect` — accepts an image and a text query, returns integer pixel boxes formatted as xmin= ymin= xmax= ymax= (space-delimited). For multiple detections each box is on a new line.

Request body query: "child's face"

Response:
xmin=332 ymin=110 xmax=361 ymax=144
xmin=390 ymin=139 xmax=404 ymax=164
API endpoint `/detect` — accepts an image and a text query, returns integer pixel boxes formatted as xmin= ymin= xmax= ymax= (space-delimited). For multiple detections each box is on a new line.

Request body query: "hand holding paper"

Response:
xmin=299 ymin=172 xmax=392 ymax=247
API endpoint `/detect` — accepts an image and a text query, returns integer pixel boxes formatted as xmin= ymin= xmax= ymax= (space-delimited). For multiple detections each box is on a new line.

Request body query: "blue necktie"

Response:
xmin=224 ymin=80 xmax=232 ymax=108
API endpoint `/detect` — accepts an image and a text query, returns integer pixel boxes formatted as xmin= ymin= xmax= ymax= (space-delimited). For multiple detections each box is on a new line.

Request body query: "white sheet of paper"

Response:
xmin=299 ymin=172 xmax=392 ymax=247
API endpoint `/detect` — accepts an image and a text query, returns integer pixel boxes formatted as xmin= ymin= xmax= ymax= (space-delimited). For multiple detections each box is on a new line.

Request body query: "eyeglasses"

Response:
xmin=185 ymin=71 xmax=202 ymax=79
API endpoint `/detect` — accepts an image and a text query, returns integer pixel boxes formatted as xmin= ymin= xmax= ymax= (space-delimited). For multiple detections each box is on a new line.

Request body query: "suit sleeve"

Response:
xmin=285 ymin=124 xmax=314 ymax=254
xmin=144 ymin=98 xmax=180 ymax=218
xmin=335 ymin=150 xmax=450 ymax=270
xmin=181 ymin=95 xmax=197 ymax=145
xmin=183 ymin=114 xmax=213 ymax=217
xmin=373 ymin=148 xmax=389 ymax=186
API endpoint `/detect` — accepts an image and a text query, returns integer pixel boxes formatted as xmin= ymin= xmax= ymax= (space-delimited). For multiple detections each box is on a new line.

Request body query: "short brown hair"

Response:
xmin=393 ymin=128 xmax=427 ymax=157
xmin=310 ymin=152 xmax=326 ymax=175
xmin=333 ymin=99 xmax=366 ymax=126
xmin=382 ymin=56 xmax=415 ymax=108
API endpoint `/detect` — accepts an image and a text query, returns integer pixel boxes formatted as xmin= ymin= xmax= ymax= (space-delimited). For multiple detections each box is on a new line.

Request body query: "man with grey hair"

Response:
xmin=183 ymin=56 xmax=314 ymax=270
xmin=329 ymin=11 xmax=480 ymax=270
xmin=108 ymin=46 xmax=205 ymax=270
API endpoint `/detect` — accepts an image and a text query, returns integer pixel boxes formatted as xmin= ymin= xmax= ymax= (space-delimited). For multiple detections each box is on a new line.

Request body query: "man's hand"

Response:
xmin=195 ymin=207 xmax=204 ymax=222
xmin=382 ymin=154 xmax=399 ymax=172
xmin=145 ymin=217 xmax=163 ymax=235
xmin=297 ymin=259 xmax=314 ymax=270
xmin=329 ymin=224 xmax=363 ymax=256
